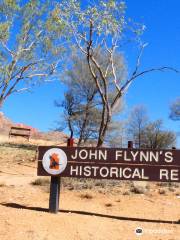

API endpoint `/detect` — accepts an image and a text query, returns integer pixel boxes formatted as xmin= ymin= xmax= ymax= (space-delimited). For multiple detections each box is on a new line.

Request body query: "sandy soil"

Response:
xmin=0 ymin=137 xmax=180 ymax=240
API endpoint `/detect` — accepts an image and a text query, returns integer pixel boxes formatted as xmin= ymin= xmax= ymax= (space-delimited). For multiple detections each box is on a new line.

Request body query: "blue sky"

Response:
xmin=125 ymin=0 xmax=180 ymax=144
xmin=2 ymin=0 xmax=180 ymax=145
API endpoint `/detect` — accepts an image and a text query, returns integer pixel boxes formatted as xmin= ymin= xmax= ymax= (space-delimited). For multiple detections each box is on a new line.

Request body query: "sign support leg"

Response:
xmin=49 ymin=176 xmax=60 ymax=213
xmin=48 ymin=138 xmax=74 ymax=214
xmin=128 ymin=141 xmax=133 ymax=149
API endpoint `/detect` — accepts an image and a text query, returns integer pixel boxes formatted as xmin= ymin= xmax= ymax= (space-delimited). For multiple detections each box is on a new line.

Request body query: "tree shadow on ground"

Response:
xmin=1 ymin=202 xmax=180 ymax=225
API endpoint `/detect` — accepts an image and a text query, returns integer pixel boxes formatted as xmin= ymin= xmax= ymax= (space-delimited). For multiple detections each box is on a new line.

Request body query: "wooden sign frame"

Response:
xmin=37 ymin=140 xmax=180 ymax=213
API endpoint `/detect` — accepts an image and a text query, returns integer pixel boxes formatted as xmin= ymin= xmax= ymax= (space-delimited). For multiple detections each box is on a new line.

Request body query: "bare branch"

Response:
xmin=20 ymin=30 xmax=43 ymax=52
xmin=3 ymin=62 xmax=38 ymax=99
xmin=87 ymin=22 xmax=109 ymax=105
xmin=71 ymin=23 xmax=88 ymax=55
xmin=104 ymin=63 xmax=110 ymax=78
xmin=0 ymin=41 xmax=15 ymax=57
xmin=86 ymin=20 xmax=107 ymax=104
xmin=111 ymin=42 xmax=178 ymax=109
xmin=4 ymin=77 xmax=24 ymax=100
xmin=111 ymin=65 xmax=179 ymax=109
xmin=104 ymin=42 xmax=112 ymax=78
xmin=26 ymin=73 xmax=48 ymax=78
xmin=73 ymin=32 xmax=88 ymax=55
xmin=132 ymin=43 xmax=148 ymax=77
xmin=87 ymin=56 xmax=105 ymax=103
xmin=12 ymin=87 xmax=31 ymax=93
xmin=10 ymin=60 xmax=45 ymax=81
xmin=90 ymin=55 xmax=111 ymax=108
xmin=110 ymin=47 xmax=121 ymax=92
xmin=77 ymin=32 xmax=89 ymax=45
xmin=49 ymin=61 xmax=61 ymax=74
xmin=123 ymin=66 xmax=179 ymax=94
xmin=132 ymin=66 xmax=179 ymax=79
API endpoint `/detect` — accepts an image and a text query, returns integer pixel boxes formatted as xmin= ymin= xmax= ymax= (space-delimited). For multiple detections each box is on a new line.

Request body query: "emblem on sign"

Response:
xmin=42 ymin=148 xmax=67 ymax=175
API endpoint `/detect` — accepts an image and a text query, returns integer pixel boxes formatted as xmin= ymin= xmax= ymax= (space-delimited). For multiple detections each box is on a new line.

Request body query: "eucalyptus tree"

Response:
xmin=127 ymin=106 xmax=176 ymax=149
xmin=56 ymin=53 xmax=106 ymax=146
xmin=0 ymin=0 xmax=67 ymax=107
xmin=53 ymin=0 xmax=177 ymax=147
xmin=56 ymin=51 xmax=125 ymax=146
xmin=127 ymin=105 xmax=148 ymax=148
xmin=143 ymin=120 xmax=176 ymax=149
xmin=55 ymin=72 xmax=100 ymax=146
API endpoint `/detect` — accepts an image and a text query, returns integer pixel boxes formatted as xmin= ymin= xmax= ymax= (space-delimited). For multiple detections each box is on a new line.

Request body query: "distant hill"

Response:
xmin=0 ymin=112 xmax=68 ymax=141
xmin=32 ymin=130 xmax=68 ymax=142
xmin=0 ymin=112 xmax=13 ymax=133
xmin=0 ymin=112 xmax=39 ymax=135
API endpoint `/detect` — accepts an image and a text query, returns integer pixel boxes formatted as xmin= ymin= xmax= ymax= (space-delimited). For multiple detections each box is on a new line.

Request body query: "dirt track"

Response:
xmin=0 ymin=182 xmax=180 ymax=240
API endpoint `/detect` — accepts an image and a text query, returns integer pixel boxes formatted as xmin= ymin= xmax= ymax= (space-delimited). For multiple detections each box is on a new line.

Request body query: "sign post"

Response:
xmin=128 ymin=141 xmax=133 ymax=149
xmin=48 ymin=138 xmax=74 ymax=213
xmin=49 ymin=176 xmax=60 ymax=213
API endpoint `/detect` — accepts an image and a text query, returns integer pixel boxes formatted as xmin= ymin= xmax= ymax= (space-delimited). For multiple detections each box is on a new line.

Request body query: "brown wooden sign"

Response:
xmin=37 ymin=146 xmax=180 ymax=182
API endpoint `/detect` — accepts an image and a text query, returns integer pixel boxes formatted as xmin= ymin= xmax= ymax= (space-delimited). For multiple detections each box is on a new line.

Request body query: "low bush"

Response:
xmin=79 ymin=192 xmax=93 ymax=199
xmin=31 ymin=178 xmax=50 ymax=186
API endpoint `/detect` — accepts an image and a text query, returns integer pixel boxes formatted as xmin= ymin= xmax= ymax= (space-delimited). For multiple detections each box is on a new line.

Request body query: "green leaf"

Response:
xmin=0 ymin=22 xmax=10 ymax=41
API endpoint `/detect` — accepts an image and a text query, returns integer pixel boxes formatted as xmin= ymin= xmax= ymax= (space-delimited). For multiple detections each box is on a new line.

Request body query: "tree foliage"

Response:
xmin=52 ymin=0 xmax=143 ymax=146
xmin=0 ymin=0 xmax=66 ymax=107
xmin=55 ymin=53 xmax=100 ymax=145
xmin=56 ymin=52 xmax=124 ymax=146
xmin=170 ymin=98 xmax=180 ymax=121
xmin=128 ymin=106 xmax=176 ymax=149
xmin=105 ymin=120 xmax=125 ymax=147
xmin=127 ymin=105 xmax=148 ymax=148
xmin=143 ymin=120 xmax=176 ymax=149
xmin=54 ymin=0 xmax=177 ymax=147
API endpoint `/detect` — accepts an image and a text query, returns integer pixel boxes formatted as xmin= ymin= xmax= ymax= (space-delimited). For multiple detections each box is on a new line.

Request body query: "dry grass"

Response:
xmin=0 ymin=142 xmax=36 ymax=164
xmin=61 ymin=178 xmax=122 ymax=192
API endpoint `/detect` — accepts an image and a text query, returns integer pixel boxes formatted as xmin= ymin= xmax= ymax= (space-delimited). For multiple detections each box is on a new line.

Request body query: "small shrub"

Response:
xmin=94 ymin=180 xmax=106 ymax=188
xmin=145 ymin=184 xmax=150 ymax=190
xmin=79 ymin=192 xmax=93 ymax=199
xmin=123 ymin=191 xmax=130 ymax=195
xmin=130 ymin=186 xmax=147 ymax=194
xmin=67 ymin=186 xmax=74 ymax=190
xmin=169 ymin=182 xmax=179 ymax=188
xmin=31 ymin=178 xmax=50 ymax=186
xmin=98 ymin=189 xmax=106 ymax=194
xmin=105 ymin=203 xmax=113 ymax=207
xmin=158 ymin=189 xmax=166 ymax=195
xmin=0 ymin=182 xmax=6 ymax=187
xmin=156 ymin=182 xmax=168 ymax=187
xmin=169 ymin=187 xmax=175 ymax=192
